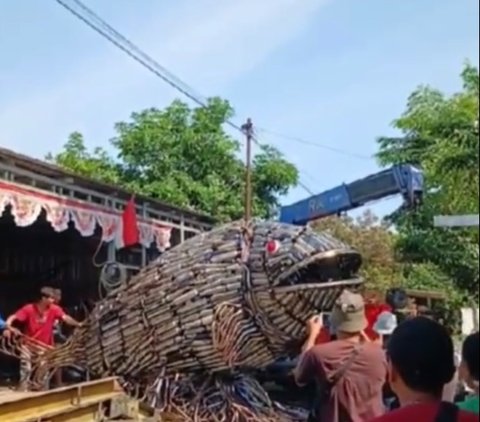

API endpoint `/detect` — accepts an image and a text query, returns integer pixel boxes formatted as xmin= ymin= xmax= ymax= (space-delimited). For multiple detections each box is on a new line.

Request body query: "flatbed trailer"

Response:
xmin=0 ymin=377 xmax=157 ymax=422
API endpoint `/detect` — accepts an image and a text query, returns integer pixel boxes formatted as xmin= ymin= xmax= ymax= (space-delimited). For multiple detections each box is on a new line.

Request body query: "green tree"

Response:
xmin=313 ymin=210 xmax=404 ymax=292
xmin=46 ymin=132 xmax=121 ymax=184
xmin=400 ymin=262 xmax=467 ymax=334
xmin=314 ymin=211 xmax=470 ymax=333
xmin=377 ymin=63 xmax=479 ymax=295
xmin=48 ymin=98 xmax=298 ymax=222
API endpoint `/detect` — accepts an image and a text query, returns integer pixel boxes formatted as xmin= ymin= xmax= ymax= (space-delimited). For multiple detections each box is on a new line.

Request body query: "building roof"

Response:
xmin=405 ymin=289 xmax=447 ymax=300
xmin=0 ymin=146 xmax=215 ymax=229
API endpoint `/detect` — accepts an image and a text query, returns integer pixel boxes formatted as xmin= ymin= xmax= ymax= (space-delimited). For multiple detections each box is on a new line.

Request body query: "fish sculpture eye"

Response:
xmin=265 ymin=239 xmax=280 ymax=255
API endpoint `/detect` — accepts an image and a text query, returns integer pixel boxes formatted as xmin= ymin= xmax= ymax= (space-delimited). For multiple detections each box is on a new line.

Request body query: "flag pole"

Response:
xmin=241 ymin=118 xmax=253 ymax=223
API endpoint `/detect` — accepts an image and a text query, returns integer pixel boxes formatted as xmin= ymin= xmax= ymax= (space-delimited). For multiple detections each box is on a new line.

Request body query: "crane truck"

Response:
xmin=279 ymin=164 xmax=424 ymax=225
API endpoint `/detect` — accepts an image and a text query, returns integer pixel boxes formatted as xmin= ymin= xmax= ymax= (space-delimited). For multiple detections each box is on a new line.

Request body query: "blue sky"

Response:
xmin=1 ymin=0 xmax=478 ymax=218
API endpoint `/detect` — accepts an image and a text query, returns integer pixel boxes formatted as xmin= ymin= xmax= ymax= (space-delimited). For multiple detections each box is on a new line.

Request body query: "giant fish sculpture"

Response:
xmin=32 ymin=220 xmax=363 ymax=418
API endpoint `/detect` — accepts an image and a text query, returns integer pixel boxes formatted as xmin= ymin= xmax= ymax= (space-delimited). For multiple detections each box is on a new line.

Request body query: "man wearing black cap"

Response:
xmin=294 ymin=290 xmax=387 ymax=422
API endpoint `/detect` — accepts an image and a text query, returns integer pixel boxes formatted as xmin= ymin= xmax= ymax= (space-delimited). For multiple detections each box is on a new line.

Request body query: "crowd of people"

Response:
xmin=294 ymin=290 xmax=479 ymax=422
xmin=0 ymin=286 xmax=478 ymax=422
xmin=0 ymin=286 xmax=82 ymax=390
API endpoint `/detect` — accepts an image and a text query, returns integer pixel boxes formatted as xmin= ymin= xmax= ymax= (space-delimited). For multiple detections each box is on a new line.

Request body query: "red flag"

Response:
xmin=122 ymin=196 xmax=139 ymax=247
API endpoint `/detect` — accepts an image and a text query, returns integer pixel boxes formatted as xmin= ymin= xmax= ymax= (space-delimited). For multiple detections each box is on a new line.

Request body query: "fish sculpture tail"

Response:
xmin=32 ymin=329 xmax=88 ymax=388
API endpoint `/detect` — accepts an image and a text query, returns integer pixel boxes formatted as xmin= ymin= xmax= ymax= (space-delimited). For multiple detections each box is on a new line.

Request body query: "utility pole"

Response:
xmin=241 ymin=118 xmax=254 ymax=222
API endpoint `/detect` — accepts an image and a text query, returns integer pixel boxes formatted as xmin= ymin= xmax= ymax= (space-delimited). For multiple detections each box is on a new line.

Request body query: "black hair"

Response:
xmin=393 ymin=309 xmax=409 ymax=325
xmin=386 ymin=288 xmax=408 ymax=310
xmin=38 ymin=286 xmax=56 ymax=301
xmin=462 ymin=332 xmax=479 ymax=381
xmin=387 ymin=316 xmax=455 ymax=397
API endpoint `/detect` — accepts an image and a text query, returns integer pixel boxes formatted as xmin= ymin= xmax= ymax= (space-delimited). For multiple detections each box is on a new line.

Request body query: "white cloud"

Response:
xmin=0 ymin=0 xmax=328 ymax=158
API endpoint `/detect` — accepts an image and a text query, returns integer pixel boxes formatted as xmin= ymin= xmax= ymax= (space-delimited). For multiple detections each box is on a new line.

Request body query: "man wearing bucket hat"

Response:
xmin=294 ymin=290 xmax=387 ymax=422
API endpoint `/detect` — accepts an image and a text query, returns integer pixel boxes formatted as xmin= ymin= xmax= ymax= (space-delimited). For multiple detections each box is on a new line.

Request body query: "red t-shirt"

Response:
xmin=315 ymin=326 xmax=332 ymax=344
xmin=364 ymin=303 xmax=391 ymax=341
xmin=369 ymin=403 xmax=479 ymax=422
xmin=15 ymin=304 xmax=65 ymax=346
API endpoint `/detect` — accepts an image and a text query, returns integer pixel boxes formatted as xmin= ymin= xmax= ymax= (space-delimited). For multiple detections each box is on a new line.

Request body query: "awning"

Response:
xmin=0 ymin=180 xmax=171 ymax=251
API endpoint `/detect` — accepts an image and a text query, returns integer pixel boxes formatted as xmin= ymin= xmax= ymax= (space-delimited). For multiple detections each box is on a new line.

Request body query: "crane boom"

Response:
xmin=279 ymin=164 xmax=424 ymax=225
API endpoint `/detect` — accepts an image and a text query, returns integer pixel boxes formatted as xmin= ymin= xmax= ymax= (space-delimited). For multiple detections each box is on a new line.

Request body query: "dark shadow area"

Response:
xmin=0 ymin=206 xmax=107 ymax=382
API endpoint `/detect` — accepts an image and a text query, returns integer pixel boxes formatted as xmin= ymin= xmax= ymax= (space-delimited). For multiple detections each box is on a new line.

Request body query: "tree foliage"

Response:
xmin=400 ymin=262 xmax=469 ymax=334
xmin=314 ymin=211 xmax=470 ymax=334
xmin=48 ymin=98 xmax=298 ymax=222
xmin=377 ymin=63 xmax=479 ymax=296
xmin=313 ymin=210 xmax=403 ymax=292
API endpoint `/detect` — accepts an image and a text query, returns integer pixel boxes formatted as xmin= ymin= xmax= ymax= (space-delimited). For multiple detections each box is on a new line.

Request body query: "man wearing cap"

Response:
xmin=373 ymin=311 xmax=400 ymax=410
xmin=373 ymin=311 xmax=398 ymax=347
xmin=294 ymin=289 xmax=387 ymax=422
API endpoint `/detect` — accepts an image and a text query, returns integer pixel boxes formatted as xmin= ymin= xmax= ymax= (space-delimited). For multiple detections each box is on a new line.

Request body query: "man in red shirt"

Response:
xmin=369 ymin=317 xmax=478 ymax=422
xmin=5 ymin=286 xmax=82 ymax=390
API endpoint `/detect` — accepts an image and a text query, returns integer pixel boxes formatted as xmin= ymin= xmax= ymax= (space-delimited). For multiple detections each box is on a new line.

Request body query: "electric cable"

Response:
xmin=256 ymin=127 xmax=373 ymax=160
xmin=54 ymin=0 xmax=329 ymax=195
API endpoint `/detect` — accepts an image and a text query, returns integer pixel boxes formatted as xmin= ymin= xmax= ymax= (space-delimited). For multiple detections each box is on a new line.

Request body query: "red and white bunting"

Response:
xmin=0 ymin=180 xmax=172 ymax=251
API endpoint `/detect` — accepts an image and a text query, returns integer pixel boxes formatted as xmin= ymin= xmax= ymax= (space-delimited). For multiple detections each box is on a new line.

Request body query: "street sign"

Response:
xmin=433 ymin=214 xmax=479 ymax=228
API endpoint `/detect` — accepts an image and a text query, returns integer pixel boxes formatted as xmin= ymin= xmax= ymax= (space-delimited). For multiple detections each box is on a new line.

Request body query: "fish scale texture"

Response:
xmin=46 ymin=220 xmax=364 ymax=385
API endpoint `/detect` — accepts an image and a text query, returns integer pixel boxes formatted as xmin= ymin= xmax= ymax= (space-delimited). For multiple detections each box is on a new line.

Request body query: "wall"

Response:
xmin=0 ymin=209 xmax=107 ymax=318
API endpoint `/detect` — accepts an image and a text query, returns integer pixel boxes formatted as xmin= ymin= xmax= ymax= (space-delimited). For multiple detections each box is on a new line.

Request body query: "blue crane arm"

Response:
xmin=279 ymin=164 xmax=424 ymax=225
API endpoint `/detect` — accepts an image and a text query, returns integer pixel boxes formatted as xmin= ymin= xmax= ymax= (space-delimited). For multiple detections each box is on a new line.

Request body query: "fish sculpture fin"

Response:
xmin=211 ymin=302 xmax=270 ymax=369
xmin=27 ymin=337 xmax=83 ymax=390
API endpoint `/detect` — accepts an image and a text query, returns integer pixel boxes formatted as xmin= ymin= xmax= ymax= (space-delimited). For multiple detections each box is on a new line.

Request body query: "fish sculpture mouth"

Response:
xmin=274 ymin=248 xmax=362 ymax=292
xmin=255 ymin=247 xmax=364 ymax=338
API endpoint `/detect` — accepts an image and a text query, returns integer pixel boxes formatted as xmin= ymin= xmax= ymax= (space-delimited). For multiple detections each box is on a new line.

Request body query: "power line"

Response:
xmin=251 ymin=133 xmax=316 ymax=196
xmin=54 ymin=0 xmax=316 ymax=195
xmin=296 ymin=180 xmax=315 ymax=196
xmin=54 ymin=1 xmax=209 ymax=112
xmin=257 ymin=127 xmax=373 ymax=160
